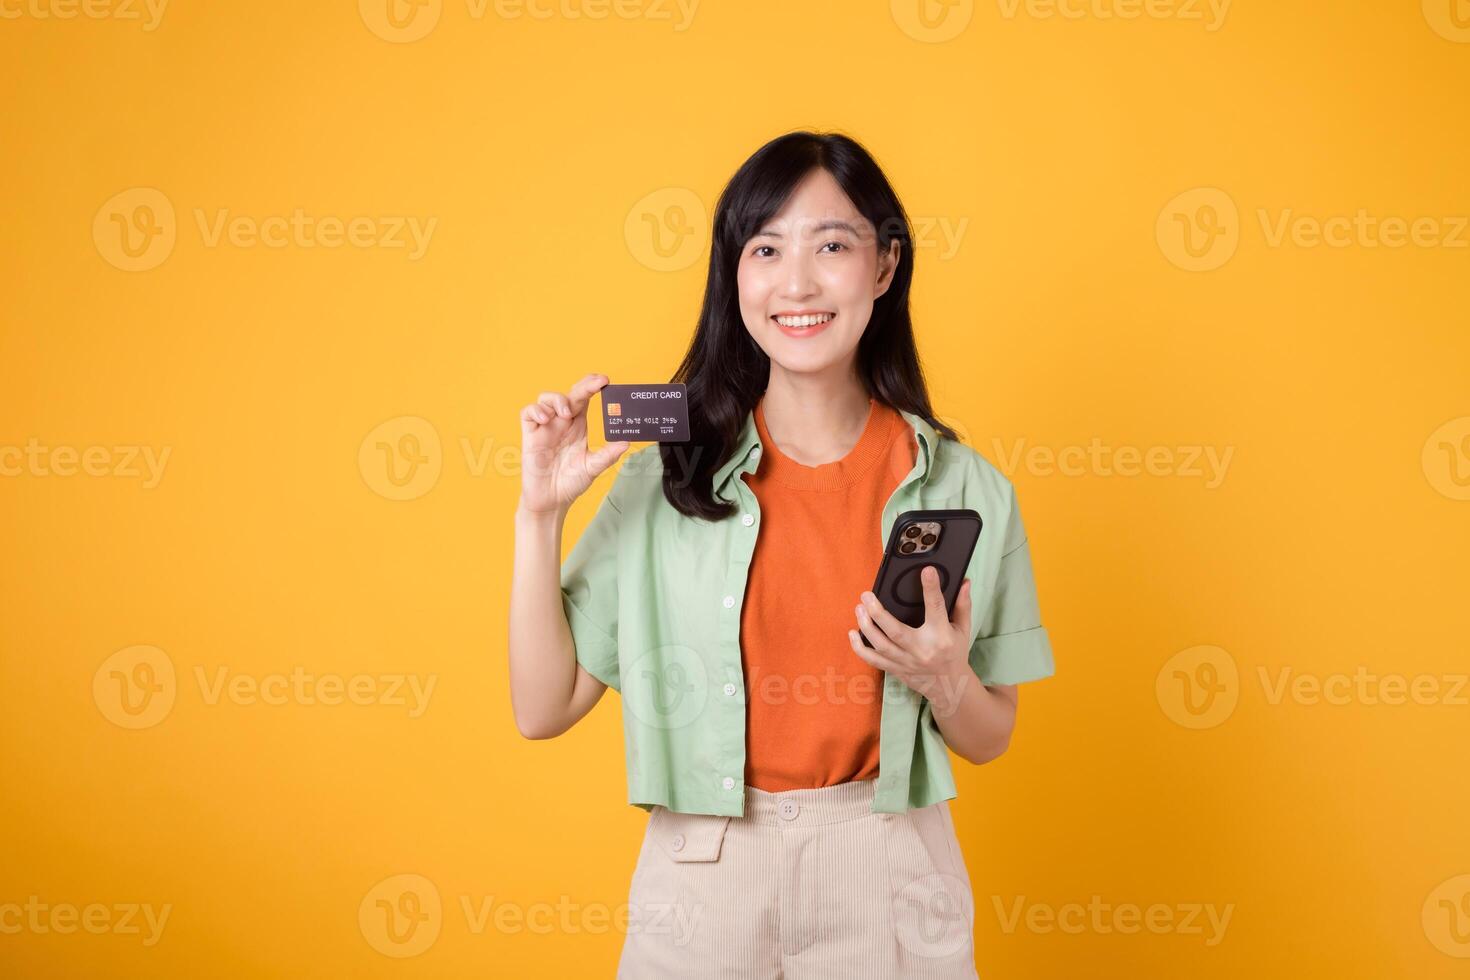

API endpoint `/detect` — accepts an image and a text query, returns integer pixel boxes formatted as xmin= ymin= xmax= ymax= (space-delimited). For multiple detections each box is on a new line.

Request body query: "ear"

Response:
xmin=873 ymin=237 xmax=902 ymax=301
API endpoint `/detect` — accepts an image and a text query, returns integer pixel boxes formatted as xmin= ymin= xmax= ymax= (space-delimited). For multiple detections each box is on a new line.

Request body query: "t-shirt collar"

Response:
xmin=713 ymin=400 xmax=937 ymax=499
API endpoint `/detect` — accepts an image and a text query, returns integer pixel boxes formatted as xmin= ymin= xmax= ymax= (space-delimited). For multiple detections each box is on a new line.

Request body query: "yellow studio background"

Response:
xmin=2 ymin=0 xmax=1468 ymax=976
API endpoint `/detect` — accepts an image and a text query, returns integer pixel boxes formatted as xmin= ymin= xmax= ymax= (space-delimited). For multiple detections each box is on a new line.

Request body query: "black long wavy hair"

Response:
xmin=661 ymin=130 xmax=958 ymax=521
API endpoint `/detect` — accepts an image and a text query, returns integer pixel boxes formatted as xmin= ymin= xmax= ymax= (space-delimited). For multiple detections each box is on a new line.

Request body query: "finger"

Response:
xmin=953 ymin=578 xmax=973 ymax=637
xmin=522 ymin=403 xmax=551 ymax=426
xmin=920 ymin=565 xmax=948 ymax=628
xmin=538 ymin=391 xmax=573 ymax=419
xmin=855 ymin=601 xmax=903 ymax=656
xmin=858 ymin=591 xmax=911 ymax=648
xmin=566 ymin=373 xmax=610 ymax=416
xmin=848 ymin=628 xmax=905 ymax=674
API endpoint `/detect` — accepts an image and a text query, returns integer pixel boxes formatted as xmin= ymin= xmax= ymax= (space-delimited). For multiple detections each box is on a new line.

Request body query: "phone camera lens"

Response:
xmin=920 ymin=533 xmax=937 ymax=546
xmin=903 ymin=525 xmax=921 ymax=539
xmin=899 ymin=540 xmax=916 ymax=554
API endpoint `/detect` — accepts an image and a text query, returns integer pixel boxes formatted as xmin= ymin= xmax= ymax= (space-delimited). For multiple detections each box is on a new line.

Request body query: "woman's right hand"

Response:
xmin=518 ymin=373 xmax=631 ymax=516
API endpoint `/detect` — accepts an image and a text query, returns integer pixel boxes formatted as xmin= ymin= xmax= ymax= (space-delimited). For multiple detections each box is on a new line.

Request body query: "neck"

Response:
xmin=758 ymin=365 xmax=872 ymax=467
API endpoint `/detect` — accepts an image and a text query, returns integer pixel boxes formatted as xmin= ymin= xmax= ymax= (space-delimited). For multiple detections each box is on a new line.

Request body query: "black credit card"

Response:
xmin=600 ymin=383 xmax=691 ymax=442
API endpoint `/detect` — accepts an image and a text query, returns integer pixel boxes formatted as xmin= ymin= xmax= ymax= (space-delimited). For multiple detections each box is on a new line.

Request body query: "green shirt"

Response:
xmin=559 ymin=404 xmax=1054 ymax=816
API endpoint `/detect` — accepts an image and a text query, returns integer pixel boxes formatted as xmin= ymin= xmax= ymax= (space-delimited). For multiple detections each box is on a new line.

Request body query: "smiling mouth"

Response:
xmin=772 ymin=312 xmax=836 ymax=329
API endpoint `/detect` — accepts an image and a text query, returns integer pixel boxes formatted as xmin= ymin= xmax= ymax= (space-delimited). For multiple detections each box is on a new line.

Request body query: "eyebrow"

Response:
xmin=752 ymin=219 xmax=860 ymax=239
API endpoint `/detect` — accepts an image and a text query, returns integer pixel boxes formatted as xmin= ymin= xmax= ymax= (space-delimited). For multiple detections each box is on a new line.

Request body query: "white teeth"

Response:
xmin=775 ymin=313 xmax=835 ymax=328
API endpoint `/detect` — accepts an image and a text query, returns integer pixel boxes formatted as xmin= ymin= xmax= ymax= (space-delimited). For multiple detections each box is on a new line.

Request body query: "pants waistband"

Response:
xmin=741 ymin=778 xmax=881 ymax=827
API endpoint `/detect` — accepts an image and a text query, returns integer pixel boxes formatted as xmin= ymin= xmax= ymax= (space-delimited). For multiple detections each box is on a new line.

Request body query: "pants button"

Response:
xmin=778 ymin=799 xmax=799 ymax=820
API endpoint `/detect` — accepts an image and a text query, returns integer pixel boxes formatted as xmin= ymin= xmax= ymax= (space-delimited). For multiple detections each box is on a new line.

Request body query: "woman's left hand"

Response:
xmin=848 ymin=566 xmax=975 ymax=707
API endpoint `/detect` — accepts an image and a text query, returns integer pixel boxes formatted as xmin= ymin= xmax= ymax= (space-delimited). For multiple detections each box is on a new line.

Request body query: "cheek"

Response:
xmin=822 ymin=259 xmax=877 ymax=302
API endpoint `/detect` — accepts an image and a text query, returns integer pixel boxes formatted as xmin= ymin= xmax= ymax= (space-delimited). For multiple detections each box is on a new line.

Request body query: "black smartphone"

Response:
xmin=861 ymin=509 xmax=983 ymax=647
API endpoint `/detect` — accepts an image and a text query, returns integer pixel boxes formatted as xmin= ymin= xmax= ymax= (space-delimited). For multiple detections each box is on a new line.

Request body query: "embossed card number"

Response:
xmin=600 ymin=383 xmax=691 ymax=443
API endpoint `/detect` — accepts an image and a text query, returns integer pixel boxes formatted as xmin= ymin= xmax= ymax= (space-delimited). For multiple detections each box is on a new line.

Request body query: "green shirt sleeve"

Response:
xmin=559 ymin=480 xmax=623 ymax=692
xmin=968 ymin=485 xmax=1055 ymax=685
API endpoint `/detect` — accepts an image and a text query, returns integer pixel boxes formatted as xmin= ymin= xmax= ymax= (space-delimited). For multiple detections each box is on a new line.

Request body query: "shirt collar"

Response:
xmin=712 ymin=402 xmax=938 ymax=499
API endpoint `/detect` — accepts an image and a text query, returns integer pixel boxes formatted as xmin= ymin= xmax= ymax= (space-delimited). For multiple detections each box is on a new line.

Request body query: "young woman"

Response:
xmin=510 ymin=131 xmax=1054 ymax=978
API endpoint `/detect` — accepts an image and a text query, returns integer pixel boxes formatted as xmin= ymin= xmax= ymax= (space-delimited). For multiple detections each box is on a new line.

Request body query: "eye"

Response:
xmin=820 ymin=241 xmax=845 ymax=253
xmin=752 ymin=245 xmax=776 ymax=258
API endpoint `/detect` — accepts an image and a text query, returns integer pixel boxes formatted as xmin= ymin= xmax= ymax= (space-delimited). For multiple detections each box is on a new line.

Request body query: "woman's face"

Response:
xmin=736 ymin=168 xmax=900 ymax=377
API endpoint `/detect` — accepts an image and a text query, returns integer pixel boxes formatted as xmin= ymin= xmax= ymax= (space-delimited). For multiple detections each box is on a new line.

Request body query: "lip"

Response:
xmin=771 ymin=311 xmax=836 ymax=339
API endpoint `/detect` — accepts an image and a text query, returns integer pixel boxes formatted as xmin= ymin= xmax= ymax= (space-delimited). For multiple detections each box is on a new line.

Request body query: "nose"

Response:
xmin=780 ymin=248 xmax=818 ymax=299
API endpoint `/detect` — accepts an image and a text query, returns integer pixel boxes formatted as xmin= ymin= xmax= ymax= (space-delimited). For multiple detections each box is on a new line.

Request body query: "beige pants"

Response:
xmin=616 ymin=777 xmax=979 ymax=979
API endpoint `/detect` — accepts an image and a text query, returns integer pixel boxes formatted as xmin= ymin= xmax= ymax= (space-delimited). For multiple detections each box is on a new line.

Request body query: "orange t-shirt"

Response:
xmin=738 ymin=394 xmax=918 ymax=792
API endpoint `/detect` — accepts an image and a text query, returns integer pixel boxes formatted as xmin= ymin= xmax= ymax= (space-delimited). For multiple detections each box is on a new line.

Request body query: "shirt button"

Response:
xmin=741 ymin=513 xmax=754 ymax=526
xmin=723 ymin=682 xmax=737 ymax=696
xmin=671 ymin=833 xmax=686 ymax=851
xmin=778 ymin=799 xmax=799 ymax=821
xmin=722 ymin=776 xmax=736 ymax=790
xmin=749 ymin=446 xmax=760 ymax=458
xmin=722 ymin=595 xmax=735 ymax=609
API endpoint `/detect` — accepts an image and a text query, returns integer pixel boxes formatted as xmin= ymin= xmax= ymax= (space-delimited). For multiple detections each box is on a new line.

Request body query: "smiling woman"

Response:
xmin=509 ymin=130 xmax=1054 ymax=979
